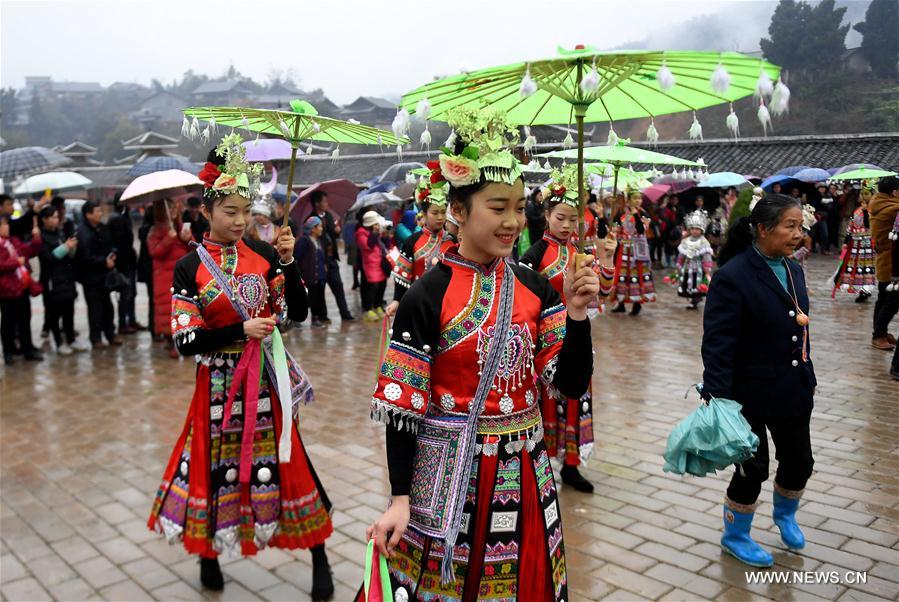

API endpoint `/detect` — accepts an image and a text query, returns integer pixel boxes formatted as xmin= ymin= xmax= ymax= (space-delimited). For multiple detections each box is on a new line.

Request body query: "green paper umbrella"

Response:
xmin=183 ymin=100 xmax=408 ymax=226
xmin=543 ymin=140 xmax=703 ymax=200
xmin=829 ymin=167 xmax=897 ymax=181
xmin=402 ymin=46 xmax=782 ymax=249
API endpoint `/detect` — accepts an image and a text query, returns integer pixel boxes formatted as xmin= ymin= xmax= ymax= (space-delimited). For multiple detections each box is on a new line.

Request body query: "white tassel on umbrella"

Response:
xmin=201 ymin=125 xmax=211 ymax=145
xmin=688 ymin=114 xmax=703 ymax=141
xmin=757 ymin=101 xmax=772 ymax=136
xmin=181 ymin=117 xmax=190 ymax=138
xmin=563 ymin=131 xmax=574 ymax=149
xmin=523 ymin=126 xmax=537 ymax=155
xmin=646 ymin=120 xmax=659 ymax=145
xmin=415 ymin=97 xmax=432 ymax=121
xmin=606 ymin=127 xmax=619 ymax=147
xmin=726 ymin=107 xmax=740 ymax=139
xmin=754 ymin=70 xmax=774 ymax=99
xmin=392 ymin=108 xmax=411 ymax=140
xmin=189 ymin=117 xmax=200 ymax=141
xmin=656 ymin=62 xmax=676 ymax=91
xmin=241 ymin=116 xmax=250 ymax=131
xmin=580 ymin=61 xmax=600 ymax=93
xmin=331 ymin=146 xmax=340 ymax=163
xmin=209 ymin=118 xmax=217 ymax=135
xmin=420 ymin=129 xmax=432 ymax=150
xmin=519 ymin=66 xmax=538 ymax=98
xmin=710 ymin=63 xmax=731 ymax=94
xmin=770 ymin=80 xmax=791 ymax=116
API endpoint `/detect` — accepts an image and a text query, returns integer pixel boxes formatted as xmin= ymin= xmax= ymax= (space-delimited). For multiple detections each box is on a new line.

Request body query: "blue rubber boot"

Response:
xmin=773 ymin=490 xmax=805 ymax=550
xmin=720 ymin=504 xmax=774 ymax=567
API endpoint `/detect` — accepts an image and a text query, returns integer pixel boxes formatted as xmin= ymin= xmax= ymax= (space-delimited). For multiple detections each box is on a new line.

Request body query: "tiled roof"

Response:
xmin=285 ymin=133 xmax=899 ymax=186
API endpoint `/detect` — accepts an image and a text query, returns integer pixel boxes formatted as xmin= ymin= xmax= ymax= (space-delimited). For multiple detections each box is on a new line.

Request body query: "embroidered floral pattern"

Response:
xmin=439 ymin=271 xmax=495 ymax=353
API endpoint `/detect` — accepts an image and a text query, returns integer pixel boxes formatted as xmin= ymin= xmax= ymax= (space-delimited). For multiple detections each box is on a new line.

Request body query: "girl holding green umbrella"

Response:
xmin=366 ymin=107 xmax=598 ymax=601
xmin=147 ymin=135 xmax=335 ymax=600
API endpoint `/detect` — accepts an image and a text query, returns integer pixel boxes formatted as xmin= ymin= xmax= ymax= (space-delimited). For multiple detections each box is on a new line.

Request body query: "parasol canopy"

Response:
xmin=401 ymin=46 xmax=784 ymax=251
xmin=120 ymin=169 xmax=203 ymax=206
xmin=13 ymin=171 xmax=92 ymax=196
xmin=791 ymin=168 xmax=831 ymax=183
xmin=291 ymin=179 xmax=359 ymax=226
xmin=829 ymin=167 xmax=897 ymax=181
xmin=698 ymin=172 xmax=750 ymax=188
xmin=0 ymin=147 xmax=71 ymax=179
xmin=242 ymin=138 xmax=299 ymax=162
xmin=184 ymin=99 xmax=407 ymax=227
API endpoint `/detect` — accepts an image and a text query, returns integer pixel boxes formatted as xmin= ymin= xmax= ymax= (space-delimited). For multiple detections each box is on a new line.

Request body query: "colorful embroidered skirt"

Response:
xmin=148 ymin=351 xmax=332 ymax=556
xmin=676 ymin=257 xmax=709 ymax=298
xmin=541 ymin=384 xmax=593 ymax=467
xmin=613 ymin=240 xmax=655 ymax=303
xmin=834 ymin=234 xmax=876 ymax=295
xmin=388 ymin=406 xmax=567 ymax=602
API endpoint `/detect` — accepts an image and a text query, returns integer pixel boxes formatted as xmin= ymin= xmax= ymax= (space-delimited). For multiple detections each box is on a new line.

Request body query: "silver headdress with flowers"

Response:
xmin=197 ymin=133 xmax=264 ymax=200
xmin=543 ymin=164 xmax=580 ymax=208
xmin=432 ymin=106 xmax=522 ymax=188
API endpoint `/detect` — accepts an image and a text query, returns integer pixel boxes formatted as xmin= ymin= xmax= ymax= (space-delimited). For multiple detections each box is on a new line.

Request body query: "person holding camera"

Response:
xmin=76 ymin=200 xmax=122 ymax=348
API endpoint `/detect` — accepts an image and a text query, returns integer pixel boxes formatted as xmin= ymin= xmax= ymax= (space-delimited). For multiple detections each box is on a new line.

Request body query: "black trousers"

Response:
xmin=118 ymin=271 xmax=137 ymax=329
xmin=727 ymin=411 xmax=814 ymax=505
xmin=0 ymin=295 xmax=33 ymax=356
xmin=325 ymin=259 xmax=352 ymax=318
xmin=308 ymin=282 xmax=327 ymax=321
xmin=360 ymin=277 xmax=386 ymax=312
xmin=649 ymin=238 xmax=664 ymax=263
xmin=45 ymin=297 xmax=76 ymax=346
xmin=83 ymin=285 xmax=116 ymax=343
xmin=872 ymin=282 xmax=899 ymax=339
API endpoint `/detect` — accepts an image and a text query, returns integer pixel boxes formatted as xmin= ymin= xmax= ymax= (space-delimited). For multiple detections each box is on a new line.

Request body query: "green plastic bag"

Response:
xmin=663 ymin=394 xmax=760 ymax=477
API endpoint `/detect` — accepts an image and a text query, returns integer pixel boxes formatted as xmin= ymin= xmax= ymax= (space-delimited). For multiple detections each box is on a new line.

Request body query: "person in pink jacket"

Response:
xmin=147 ymin=199 xmax=192 ymax=357
xmin=356 ymin=210 xmax=388 ymax=321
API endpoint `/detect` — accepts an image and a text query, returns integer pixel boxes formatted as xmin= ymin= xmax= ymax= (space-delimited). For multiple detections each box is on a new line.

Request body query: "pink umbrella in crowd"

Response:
xmin=642 ymin=184 xmax=671 ymax=204
xmin=242 ymin=138 xmax=301 ymax=162
xmin=291 ymin=179 xmax=360 ymax=226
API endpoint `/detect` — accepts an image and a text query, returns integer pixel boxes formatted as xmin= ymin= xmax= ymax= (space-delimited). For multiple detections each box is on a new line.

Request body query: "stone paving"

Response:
xmin=1 ymin=255 xmax=897 ymax=601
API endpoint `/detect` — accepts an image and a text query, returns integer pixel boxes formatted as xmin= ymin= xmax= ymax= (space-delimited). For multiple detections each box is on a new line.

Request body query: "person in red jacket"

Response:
xmin=0 ymin=216 xmax=43 ymax=363
xmin=147 ymin=198 xmax=192 ymax=358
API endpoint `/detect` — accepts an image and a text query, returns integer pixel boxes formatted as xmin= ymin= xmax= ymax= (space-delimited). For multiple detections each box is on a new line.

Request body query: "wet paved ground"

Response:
xmin=1 ymin=255 xmax=897 ymax=601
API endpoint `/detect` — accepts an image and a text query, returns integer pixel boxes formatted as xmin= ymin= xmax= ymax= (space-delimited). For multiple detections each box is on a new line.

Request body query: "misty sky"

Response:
xmin=1 ymin=0 xmax=865 ymax=105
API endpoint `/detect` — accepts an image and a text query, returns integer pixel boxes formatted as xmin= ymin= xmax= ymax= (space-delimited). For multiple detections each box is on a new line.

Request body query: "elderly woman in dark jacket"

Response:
xmin=702 ymin=194 xmax=816 ymax=568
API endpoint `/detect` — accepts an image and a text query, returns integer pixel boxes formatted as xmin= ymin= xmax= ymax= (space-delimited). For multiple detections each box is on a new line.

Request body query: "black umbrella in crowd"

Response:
xmin=0 ymin=146 xmax=72 ymax=179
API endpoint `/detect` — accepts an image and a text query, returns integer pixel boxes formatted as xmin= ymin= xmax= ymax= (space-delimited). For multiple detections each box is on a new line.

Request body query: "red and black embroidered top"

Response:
xmin=170 ymin=237 xmax=307 ymax=355
xmin=392 ymin=227 xmax=454 ymax=302
xmin=372 ymin=245 xmax=594 ymax=494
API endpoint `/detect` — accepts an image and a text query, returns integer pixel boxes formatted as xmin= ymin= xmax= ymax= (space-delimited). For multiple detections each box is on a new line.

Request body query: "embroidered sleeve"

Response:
xmin=171 ymin=259 xmax=245 ymax=356
xmin=391 ymin=234 xmax=416 ymax=302
xmin=597 ymin=264 xmax=615 ymax=297
xmin=535 ymin=303 xmax=566 ymax=382
xmin=372 ymin=276 xmax=440 ymax=432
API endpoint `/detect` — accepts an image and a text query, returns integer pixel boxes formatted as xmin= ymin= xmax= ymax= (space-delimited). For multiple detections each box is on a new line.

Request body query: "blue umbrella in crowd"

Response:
xmin=127 ymin=156 xmax=199 ymax=178
xmin=791 ymin=167 xmax=831 ymax=183
xmin=761 ymin=174 xmax=797 ymax=191
xmin=697 ymin=172 xmax=749 ymax=188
